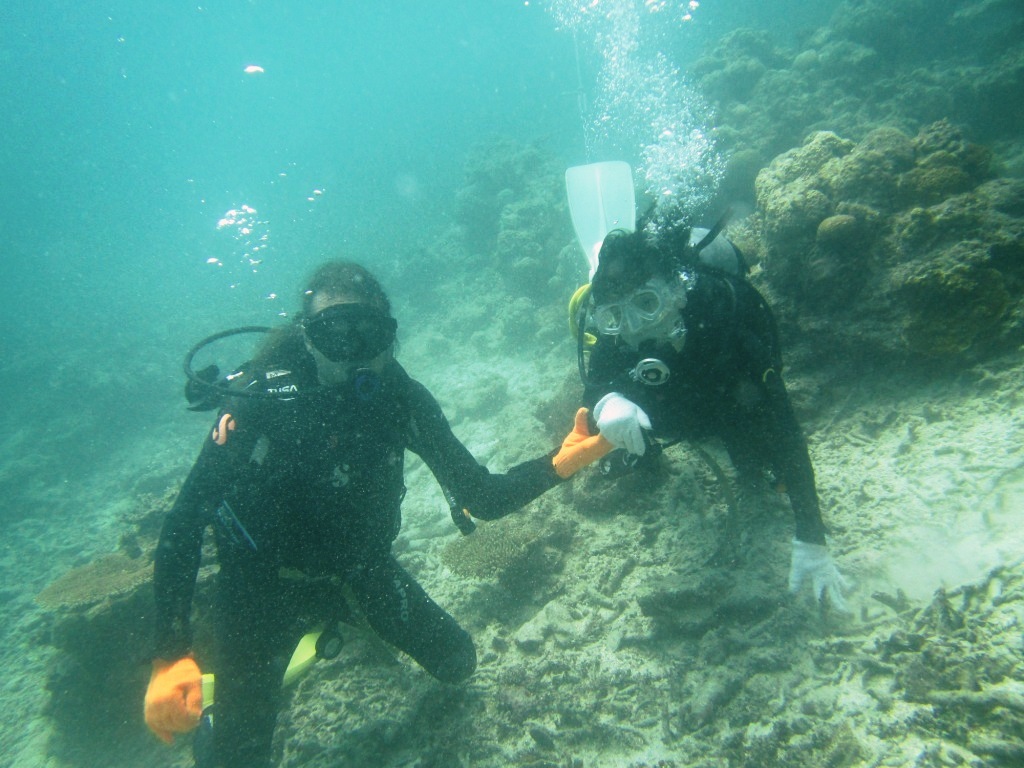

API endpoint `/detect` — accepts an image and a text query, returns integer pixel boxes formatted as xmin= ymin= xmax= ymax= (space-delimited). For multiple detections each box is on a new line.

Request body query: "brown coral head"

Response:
xmin=815 ymin=214 xmax=860 ymax=252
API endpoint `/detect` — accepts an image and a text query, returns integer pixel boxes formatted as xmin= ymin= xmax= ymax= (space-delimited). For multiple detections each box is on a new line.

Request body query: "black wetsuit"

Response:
xmin=584 ymin=267 xmax=827 ymax=545
xmin=153 ymin=355 xmax=561 ymax=768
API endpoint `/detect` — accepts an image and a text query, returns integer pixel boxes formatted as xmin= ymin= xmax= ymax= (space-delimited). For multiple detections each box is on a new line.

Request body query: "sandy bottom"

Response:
xmin=4 ymin=331 xmax=1023 ymax=768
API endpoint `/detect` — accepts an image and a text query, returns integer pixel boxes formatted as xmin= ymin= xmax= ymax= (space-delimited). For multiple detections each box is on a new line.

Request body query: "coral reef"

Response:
xmin=689 ymin=0 xmax=1024 ymax=205
xmin=18 ymin=3 xmax=1024 ymax=767
xmin=35 ymin=486 xmax=219 ymax=768
xmin=389 ymin=138 xmax=580 ymax=364
xmin=649 ymin=564 xmax=1024 ymax=766
xmin=748 ymin=121 xmax=1024 ymax=366
xmin=35 ymin=552 xmax=153 ymax=611
xmin=442 ymin=504 xmax=574 ymax=601
xmin=35 ymin=485 xmax=179 ymax=611
xmin=41 ymin=586 xmax=159 ymax=766
xmin=452 ymin=139 xmax=575 ymax=297
xmin=688 ymin=0 xmax=1024 ymax=370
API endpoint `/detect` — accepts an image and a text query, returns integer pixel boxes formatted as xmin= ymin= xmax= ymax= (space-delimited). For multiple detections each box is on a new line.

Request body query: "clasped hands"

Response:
xmin=552 ymin=392 xmax=650 ymax=478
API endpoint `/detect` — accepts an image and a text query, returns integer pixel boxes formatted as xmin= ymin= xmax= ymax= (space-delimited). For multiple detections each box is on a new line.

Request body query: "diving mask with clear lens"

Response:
xmin=591 ymin=278 xmax=679 ymax=337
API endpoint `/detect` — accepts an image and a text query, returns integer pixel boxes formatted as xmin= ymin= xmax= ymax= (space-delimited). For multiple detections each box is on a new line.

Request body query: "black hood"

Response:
xmin=591 ymin=226 xmax=689 ymax=305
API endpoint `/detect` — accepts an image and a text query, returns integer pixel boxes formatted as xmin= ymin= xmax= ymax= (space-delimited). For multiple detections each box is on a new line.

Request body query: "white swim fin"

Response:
xmin=565 ymin=161 xmax=636 ymax=279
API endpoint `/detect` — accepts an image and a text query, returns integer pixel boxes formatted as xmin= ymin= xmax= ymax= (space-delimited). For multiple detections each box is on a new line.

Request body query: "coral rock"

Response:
xmin=815 ymin=214 xmax=860 ymax=251
xmin=36 ymin=552 xmax=152 ymax=611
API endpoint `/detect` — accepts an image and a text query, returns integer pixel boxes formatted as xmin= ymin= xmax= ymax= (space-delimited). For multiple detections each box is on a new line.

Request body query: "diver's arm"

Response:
xmin=406 ymin=380 xmax=561 ymax=521
xmin=152 ymin=410 xmax=252 ymax=658
xmin=763 ymin=374 xmax=847 ymax=608
xmin=152 ymin=461 xmax=211 ymax=659
xmin=736 ymin=284 xmax=827 ymax=545
xmin=455 ymin=453 xmax=563 ymax=521
xmin=760 ymin=371 xmax=828 ymax=545
xmin=146 ymin=447 xmax=226 ymax=744
xmin=731 ymin=288 xmax=845 ymax=606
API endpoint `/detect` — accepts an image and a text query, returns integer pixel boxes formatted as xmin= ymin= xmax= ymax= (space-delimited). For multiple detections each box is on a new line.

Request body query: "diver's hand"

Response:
xmin=144 ymin=656 xmax=203 ymax=744
xmin=553 ymin=408 xmax=614 ymax=478
xmin=593 ymin=393 xmax=651 ymax=456
xmin=788 ymin=539 xmax=850 ymax=612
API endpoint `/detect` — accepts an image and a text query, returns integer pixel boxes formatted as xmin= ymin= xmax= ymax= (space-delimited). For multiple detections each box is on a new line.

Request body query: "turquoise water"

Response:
xmin=2 ymin=2 xmax=573 ymax=530
xmin=3 ymin=1 xmax=1022 ymax=767
xmin=0 ymin=0 xmax=840 ymax=533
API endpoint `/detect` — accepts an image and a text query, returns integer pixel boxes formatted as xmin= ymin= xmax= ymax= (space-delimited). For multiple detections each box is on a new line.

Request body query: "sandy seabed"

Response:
xmin=8 ymin=330 xmax=1020 ymax=768
xmin=268 ymin=341 xmax=1024 ymax=768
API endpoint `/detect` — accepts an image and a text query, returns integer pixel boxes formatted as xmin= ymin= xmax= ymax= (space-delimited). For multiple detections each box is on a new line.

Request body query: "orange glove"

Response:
xmin=144 ymin=656 xmax=203 ymax=744
xmin=552 ymin=408 xmax=614 ymax=479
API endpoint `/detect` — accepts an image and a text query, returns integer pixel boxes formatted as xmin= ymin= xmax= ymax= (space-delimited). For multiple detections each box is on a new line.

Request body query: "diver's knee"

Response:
xmin=432 ymin=634 xmax=477 ymax=683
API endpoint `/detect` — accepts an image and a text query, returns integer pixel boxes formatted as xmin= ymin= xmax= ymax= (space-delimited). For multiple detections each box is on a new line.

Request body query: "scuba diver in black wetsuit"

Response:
xmin=573 ymin=222 xmax=848 ymax=609
xmin=143 ymin=261 xmax=611 ymax=768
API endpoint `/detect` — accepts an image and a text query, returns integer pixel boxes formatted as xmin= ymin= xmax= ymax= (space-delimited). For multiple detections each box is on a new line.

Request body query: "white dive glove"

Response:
xmin=593 ymin=392 xmax=652 ymax=456
xmin=788 ymin=539 xmax=850 ymax=612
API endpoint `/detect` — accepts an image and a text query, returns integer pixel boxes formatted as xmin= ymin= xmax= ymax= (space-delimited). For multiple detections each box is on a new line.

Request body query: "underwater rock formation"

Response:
xmin=36 ymin=487 xmax=218 ymax=767
xmin=748 ymin=121 xmax=1024 ymax=366
xmin=391 ymin=138 xmax=579 ymax=357
xmin=442 ymin=506 xmax=574 ymax=604
xmin=453 ymin=138 xmax=574 ymax=297
xmin=689 ymin=0 xmax=1024 ymax=205
xmin=35 ymin=552 xmax=153 ymax=611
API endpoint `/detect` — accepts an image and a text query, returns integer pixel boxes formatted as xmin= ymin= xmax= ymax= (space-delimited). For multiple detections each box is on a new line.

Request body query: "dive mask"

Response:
xmin=303 ymin=303 xmax=397 ymax=363
xmin=591 ymin=278 xmax=681 ymax=337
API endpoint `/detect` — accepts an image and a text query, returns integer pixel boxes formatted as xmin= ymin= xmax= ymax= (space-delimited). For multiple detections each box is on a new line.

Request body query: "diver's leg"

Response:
xmin=205 ymin=572 xmax=301 ymax=768
xmin=349 ymin=555 xmax=476 ymax=683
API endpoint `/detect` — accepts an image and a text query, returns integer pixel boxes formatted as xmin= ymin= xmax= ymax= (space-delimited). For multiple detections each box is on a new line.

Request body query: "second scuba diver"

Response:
xmin=144 ymin=261 xmax=610 ymax=768
xmin=573 ymin=222 xmax=848 ymax=610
